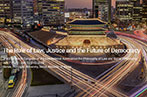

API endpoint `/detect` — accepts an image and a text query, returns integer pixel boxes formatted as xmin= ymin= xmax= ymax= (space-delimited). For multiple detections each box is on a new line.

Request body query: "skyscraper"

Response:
xmin=116 ymin=0 xmax=144 ymax=22
xmin=93 ymin=0 xmax=109 ymax=22
xmin=142 ymin=0 xmax=147 ymax=22
xmin=116 ymin=0 xmax=133 ymax=22
xmin=13 ymin=0 xmax=34 ymax=26
xmin=0 ymin=0 xmax=13 ymax=25
xmin=36 ymin=0 xmax=65 ymax=26
xmin=131 ymin=0 xmax=142 ymax=22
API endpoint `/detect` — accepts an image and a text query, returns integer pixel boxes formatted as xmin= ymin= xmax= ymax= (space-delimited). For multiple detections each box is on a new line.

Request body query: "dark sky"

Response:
xmin=65 ymin=0 xmax=116 ymax=9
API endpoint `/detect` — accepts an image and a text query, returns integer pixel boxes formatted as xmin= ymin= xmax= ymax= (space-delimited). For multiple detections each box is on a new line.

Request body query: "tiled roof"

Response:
xmin=69 ymin=20 xmax=105 ymax=25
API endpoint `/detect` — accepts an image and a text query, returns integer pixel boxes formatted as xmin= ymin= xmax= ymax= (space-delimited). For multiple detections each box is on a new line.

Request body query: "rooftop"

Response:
xmin=68 ymin=19 xmax=106 ymax=25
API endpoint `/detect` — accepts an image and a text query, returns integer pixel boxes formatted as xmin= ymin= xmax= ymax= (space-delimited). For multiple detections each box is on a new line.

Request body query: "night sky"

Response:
xmin=65 ymin=0 xmax=116 ymax=9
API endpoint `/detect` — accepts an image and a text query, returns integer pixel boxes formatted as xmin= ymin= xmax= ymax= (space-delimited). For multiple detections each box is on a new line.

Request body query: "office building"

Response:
xmin=116 ymin=0 xmax=144 ymax=22
xmin=131 ymin=0 xmax=142 ymax=22
xmin=13 ymin=0 xmax=34 ymax=26
xmin=116 ymin=0 xmax=133 ymax=21
xmin=36 ymin=0 xmax=65 ymax=26
xmin=142 ymin=0 xmax=147 ymax=21
xmin=0 ymin=0 xmax=13 ymax=24
xmin=93 ymin=0 xmax=109 ymax=22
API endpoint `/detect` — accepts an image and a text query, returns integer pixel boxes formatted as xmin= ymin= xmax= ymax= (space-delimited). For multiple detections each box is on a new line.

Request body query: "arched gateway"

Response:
xmin=51 ymin=19 xmax=125 ymax=62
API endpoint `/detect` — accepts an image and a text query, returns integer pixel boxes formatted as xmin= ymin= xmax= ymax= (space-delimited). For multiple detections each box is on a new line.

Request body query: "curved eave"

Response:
xmin=69 ymin=24 xmax=106 ymax=27
xmin=67 ymin=18 xmax=107 ymax=25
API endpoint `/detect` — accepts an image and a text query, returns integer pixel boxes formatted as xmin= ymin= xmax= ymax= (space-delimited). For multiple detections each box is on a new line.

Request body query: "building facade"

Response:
xmin=0 ymin=0 xmax=13 ymax=25
xmin=13 ymin=0 xmax=34 ymax=26
xmin=142 ymin=0 xmax=147 ymax=22
xmin=93 ymin=0 xmax=109 ymax=22
xmin=36 ymin=0 xmax=65 ymax=26
xmin=131 ymin=0 xmax=142 ymax=22
xmin=116 ymin=0 xmax=144 ymax=22
xmin=116 ymin=0 xmax=133 ymax=22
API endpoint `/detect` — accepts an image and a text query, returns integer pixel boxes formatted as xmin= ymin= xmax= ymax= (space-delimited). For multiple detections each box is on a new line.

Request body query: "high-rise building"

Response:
xmin=0 ymin=0 xmax=13 ymax=24
xmin=13 ymin=0 xmax=34 ymax=26
xmin=116 ymin=0 xmax=133 ymax=21
xmin=36 ymin=0 xmax=65 ymax=26
xmin=131 ymin=0 xmax=142 ymax=22
xmin=93 ymin=0 xmax=109 ymax=22
xmin=116 ymin=0 xmax=144 ymax=22
xmin=142 ymin=0 xmax=147 ymax=22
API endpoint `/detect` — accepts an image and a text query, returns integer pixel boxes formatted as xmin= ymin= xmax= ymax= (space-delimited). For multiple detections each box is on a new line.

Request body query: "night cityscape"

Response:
xmin=0 ymin=0 xmax=147 ymax=97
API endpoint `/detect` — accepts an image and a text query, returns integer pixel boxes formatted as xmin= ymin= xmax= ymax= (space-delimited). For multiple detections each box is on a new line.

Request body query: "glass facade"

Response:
xmin=142 ymin=0 xmax=147 ymax=21
xmin=116 ymin=0 xmax=144 ymax=22
xmin=13 ymin=0 xmax=34 ymax=25
xmin=131 ymin=0 xmax=142 ymax=22
xmin=36 ymin=0 xmax=65 ymax=26
xmin=93 ymin=0 xmax=109 ymax=22
xmin=116 ymin=0 xmax=133 ymax=21
xmin=0 ymin=0 xmax=13 ymax=24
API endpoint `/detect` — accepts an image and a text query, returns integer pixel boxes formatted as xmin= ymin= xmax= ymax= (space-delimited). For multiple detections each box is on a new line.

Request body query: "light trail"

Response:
xmin=1 ymin=31 xmax=126 ymax=97
xmin=77 ymin=36 xmax=142 ymax=97
xmin=0 ymin=34 xmax=27 ymax=97
xmin=0 ymin=30 xmax=146 ymax=97
xmin=130 ymin=85 xmax=147 ymax=97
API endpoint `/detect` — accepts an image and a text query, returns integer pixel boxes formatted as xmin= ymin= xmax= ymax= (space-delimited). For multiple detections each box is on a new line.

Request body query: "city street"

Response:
xmin=0 ymin=0 xmax=146 ymax=97
xmin=0 ymin=28 xmax=146 ymax=97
